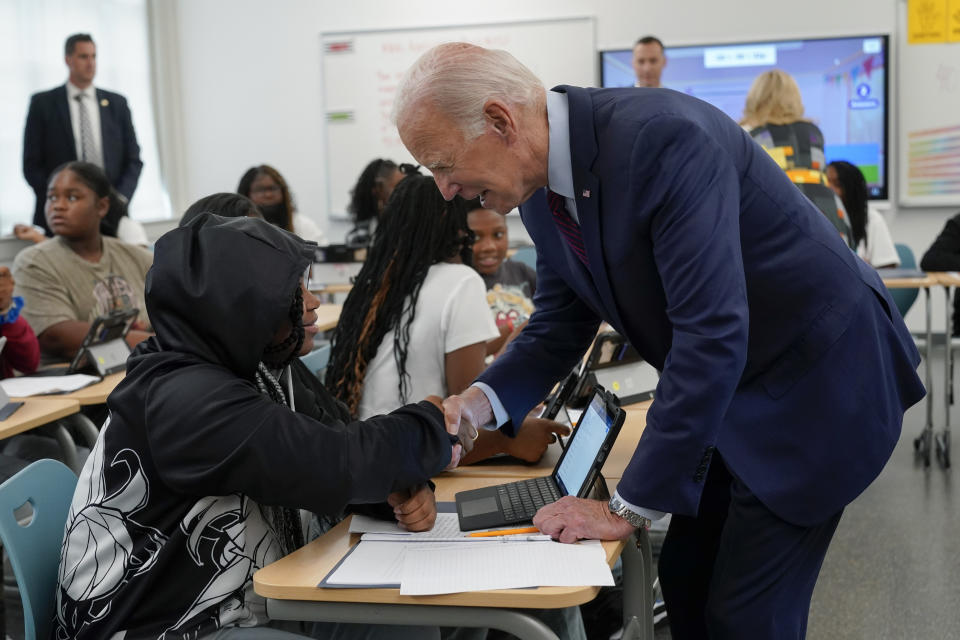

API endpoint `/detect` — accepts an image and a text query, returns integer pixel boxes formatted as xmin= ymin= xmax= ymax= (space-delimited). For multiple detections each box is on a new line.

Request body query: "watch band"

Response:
xmin=608 ymin=496 xmax=652 ymax=530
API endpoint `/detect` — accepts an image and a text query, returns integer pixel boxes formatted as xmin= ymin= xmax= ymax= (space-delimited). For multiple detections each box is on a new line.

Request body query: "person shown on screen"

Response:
xmin=13 ymin=161 xmax=152 ymax=360
xmin=632 ymin=36 xmax=667 ymax=88
xmin=740 ymin=69 xmax=855 ymax=250
xmin=22 ymin=33 xmax=142 ymax=236
xmin=237 ymin=164 xmax=326 ymax=245
xmin=465 ymin=198 xmax=536 ymax=356
xmin=52 ymin=212 xmax=461 ymax=640
xmin=394 ymin=42 xmax=923 ymax=638
xmin=826 ymin=160 xmax=899 ymax=268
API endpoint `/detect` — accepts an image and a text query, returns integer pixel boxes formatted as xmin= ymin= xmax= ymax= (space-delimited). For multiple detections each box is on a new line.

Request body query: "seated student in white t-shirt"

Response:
xmin=326 ymin=173 xmax=569 ymax=465
xmin=826 ymin=160 xmax=900 ymax=269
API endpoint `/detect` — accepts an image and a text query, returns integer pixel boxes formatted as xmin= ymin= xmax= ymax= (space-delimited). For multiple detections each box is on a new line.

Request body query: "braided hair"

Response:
xmin=254 ymin=284 xmax=306 ymax=555
xmin=326 ymin=174 xmax=472 ymax=414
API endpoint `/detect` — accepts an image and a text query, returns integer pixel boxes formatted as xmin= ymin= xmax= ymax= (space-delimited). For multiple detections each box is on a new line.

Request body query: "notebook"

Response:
xmin=455 ymin=386 xmax=625 ymax=531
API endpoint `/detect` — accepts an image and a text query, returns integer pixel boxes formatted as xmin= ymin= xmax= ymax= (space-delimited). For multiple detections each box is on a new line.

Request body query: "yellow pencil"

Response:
xmin=467 ymin=526 xmax=540 ymax=537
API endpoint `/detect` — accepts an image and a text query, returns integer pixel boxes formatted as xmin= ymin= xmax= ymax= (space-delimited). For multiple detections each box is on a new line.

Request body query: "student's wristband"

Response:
xmin=0 ymin=297 xmax=24 ymax=325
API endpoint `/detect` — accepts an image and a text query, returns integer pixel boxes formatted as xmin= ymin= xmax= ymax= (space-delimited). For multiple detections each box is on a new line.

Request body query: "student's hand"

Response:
xmin=0 ymin=267 xmax=13 ymax=311
xmin=507 ymin=417 xmax=571 ymax=462
xmin=13 ymin=224 xmax=45 ymax=245
xmin=533 ymin=496 xmax=636 ymax=543
xmin=388 ymin=484 xmax=437 ymax=532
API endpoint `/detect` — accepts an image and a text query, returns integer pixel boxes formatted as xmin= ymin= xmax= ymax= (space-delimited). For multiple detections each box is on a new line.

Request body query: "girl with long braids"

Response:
xmin=53 ymin=210 xmax=457 ymax=640
xmin=826 ymin=160 xmax=900 ymax=268
xmin=327 ymin=174 xmax=569 ymax=465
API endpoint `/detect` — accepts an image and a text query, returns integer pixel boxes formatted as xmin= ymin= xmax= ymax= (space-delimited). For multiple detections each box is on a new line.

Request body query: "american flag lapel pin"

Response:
xmin=582 ymin=189 xmax=591 ymax=198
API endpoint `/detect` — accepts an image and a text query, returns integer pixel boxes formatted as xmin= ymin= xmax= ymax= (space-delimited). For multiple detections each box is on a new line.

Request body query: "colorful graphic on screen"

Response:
xmin=600 ymin=35 xmax=889 ymax=199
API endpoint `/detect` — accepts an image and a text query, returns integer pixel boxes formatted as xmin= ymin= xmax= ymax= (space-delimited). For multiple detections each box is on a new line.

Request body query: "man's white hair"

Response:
xmin=393 ymin=42 xmax=544 ymax=140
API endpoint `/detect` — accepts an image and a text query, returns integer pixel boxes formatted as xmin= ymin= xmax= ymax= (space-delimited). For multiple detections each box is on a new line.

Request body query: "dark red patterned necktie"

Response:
xmin=546 ymin=188 xmax=589 ymax=267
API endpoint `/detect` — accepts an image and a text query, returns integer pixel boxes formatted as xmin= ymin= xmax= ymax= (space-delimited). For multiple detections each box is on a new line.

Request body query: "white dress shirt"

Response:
xmin=66 ymin=82 xmax=103 ymax=164
xmin=471 ymin=90 xmax=666 ymax=523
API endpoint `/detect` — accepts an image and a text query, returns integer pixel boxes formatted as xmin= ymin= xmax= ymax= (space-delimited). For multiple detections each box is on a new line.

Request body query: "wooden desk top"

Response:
xmin=254 ymin=475 xmax=624 ymax=608
xmin=932 ymin=272 xmax=960 ymax=287
xmin=312 ymin=283 xmax=354 ymax=296
xmin=881 ymin=275 xmax=939 ymax=288
xmin=58 ymin=373 xmax=124 ymax=406
xmin=315 ymin=304 xmax=343 ymax=332
xmin=441 ymin=400 xmax=649 ymax=481
xmin=0 ymin=398 xmax=80 ymax=440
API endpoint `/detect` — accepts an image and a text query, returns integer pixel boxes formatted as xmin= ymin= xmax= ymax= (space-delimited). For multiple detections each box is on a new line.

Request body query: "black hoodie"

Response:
xmin=53 ymin=215 xmax=452 ymax=639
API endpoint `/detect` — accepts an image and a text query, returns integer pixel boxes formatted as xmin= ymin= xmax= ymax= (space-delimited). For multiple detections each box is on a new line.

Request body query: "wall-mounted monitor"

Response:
xmin=600 ymin=35 xmax=890 ymax=200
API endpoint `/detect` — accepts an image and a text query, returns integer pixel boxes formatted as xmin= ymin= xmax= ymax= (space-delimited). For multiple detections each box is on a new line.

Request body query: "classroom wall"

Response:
xmin=172 ymin=0 xmax=954 ymax=332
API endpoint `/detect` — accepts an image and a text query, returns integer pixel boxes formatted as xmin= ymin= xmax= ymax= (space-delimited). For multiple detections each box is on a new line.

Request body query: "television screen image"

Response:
xmin=600 ymin=35 xmax=889 ymax=199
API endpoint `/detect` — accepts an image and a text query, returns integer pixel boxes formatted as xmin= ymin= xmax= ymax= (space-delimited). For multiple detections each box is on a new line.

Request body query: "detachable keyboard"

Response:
xmin=498 ymin=476 xmax=562 ymax=522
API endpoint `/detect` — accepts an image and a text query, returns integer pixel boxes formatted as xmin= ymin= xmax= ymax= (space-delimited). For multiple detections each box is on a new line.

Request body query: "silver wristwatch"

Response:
xmin=608 ymin=496 xmax=652 ymax=530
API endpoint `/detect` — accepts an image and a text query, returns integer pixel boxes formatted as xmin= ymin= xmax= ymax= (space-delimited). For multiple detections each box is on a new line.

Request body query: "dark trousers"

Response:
xmin=658 ymin=455 xmax=842 ymax=640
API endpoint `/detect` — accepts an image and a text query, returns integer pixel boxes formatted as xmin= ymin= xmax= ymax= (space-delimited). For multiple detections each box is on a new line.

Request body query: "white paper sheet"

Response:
xmin=323 ymin=541 xmax=464 ymax=587
xmin=399 ymin=540 xmax=614 ymax=595
xmin=0 ymin=374 xmax=100 ymax=397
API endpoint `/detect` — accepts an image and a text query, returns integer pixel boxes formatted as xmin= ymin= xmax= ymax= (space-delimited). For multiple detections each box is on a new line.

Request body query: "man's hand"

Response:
xmin=533 ymin=496 xmax=636 ymax=543
xmin=442 ymin=386 xmax=494 ymax=437
xmin=424 ymin=395 xmax=462 ymax=470
xmin=507 ymin=417 xmax=571 ymax=462
xmin=388 ymin=484 xmax=437 ymax=532
xmin=0 ymin=267 xmax=15 ymax=311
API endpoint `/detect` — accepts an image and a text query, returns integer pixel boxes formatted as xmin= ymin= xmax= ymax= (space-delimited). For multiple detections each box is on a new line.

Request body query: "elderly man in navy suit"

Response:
xmin=394 ymin=43 xmax=924 ymax=639
xmin=22 ymin=33 xmax=142 ymax=235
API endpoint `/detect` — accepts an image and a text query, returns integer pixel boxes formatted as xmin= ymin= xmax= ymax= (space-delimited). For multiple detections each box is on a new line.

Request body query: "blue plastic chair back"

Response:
xmin=888 ymin=244 xmax=919 ymax=317
xmin=511 ymin=246 xmax=538 ymax=271
xmin=300 ymin=342 xmax=332 ymax=379
xmin=0 ymin=459 xmax=77 ymax=640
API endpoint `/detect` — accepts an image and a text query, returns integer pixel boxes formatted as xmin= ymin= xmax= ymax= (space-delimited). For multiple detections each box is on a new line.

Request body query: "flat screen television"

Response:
xmin=600 ymin=35 xmax=890 ymax=200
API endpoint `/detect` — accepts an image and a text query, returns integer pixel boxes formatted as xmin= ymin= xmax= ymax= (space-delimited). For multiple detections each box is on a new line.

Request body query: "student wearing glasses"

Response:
xmin=237 ymin=164 xmax=326 ymax=244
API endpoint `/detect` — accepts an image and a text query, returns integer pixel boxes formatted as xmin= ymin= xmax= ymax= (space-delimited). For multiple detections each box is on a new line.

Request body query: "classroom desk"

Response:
xmin=254 ymin=475 xmax=654 ymax=640
xmin=882 ymin=273 xmax=938 ymax=466
xmin=315 ymin=304 xmax=343 ymax=332
xmin=54 ymin=372 xmax=125 ymax=406
xmin=0 ymin=397 xmax=83 ymax=471
xmin=0 ymin=398 xmax=80 ymax=440
xmin=931 ymin=272 xmax=960 ymax=467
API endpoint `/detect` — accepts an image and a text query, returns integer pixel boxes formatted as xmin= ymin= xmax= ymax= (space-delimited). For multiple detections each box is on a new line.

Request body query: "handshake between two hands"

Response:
xmin=424 ymin=389 xmax=484 ymax=471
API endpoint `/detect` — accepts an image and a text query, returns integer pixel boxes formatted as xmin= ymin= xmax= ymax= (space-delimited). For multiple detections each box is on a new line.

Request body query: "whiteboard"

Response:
xmin=897 ymin=3 xmax=960 ymax=206
xmin=319 ymin=17 xmax=596 ymax=218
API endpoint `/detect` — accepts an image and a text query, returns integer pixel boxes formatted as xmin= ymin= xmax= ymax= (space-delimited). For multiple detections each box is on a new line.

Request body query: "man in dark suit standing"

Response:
xmin=22 ymin=33 xmax=142 ymax=234
xmin=394 ymin=43 xmax=925 ymax=639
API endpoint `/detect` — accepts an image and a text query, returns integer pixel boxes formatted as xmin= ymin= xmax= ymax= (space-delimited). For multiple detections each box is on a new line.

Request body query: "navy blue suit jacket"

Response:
xmin=22 ymin=84 xmax=142 ymax=231
xmin=477 ymin=86 xmax=925 ymax=526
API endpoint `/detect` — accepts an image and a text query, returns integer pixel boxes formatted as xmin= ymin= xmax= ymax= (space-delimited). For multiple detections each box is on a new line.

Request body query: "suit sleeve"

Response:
xmin=616 ymin=116 xmax=749 ymax=517
xmin=112 ymin=95 xmax=143 ymax=200
xmin=476 ymin=249 xmax=601 ymax=434
xmin=22 ymin=95 xmax=47 ymax=195
xmin=141 ymin=363 xmax=453 ymax=516
xmin=920 ymin=214 xmax=960 ymax=271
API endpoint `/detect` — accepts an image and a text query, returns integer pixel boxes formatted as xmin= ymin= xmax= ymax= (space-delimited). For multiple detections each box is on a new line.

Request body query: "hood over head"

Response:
xmin=146 ymin=214 xmax=316 ymax=377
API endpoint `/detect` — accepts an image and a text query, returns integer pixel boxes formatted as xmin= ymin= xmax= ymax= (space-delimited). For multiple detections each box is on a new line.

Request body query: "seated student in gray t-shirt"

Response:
xmin=465 ymin=199 xmax=537 ymax=356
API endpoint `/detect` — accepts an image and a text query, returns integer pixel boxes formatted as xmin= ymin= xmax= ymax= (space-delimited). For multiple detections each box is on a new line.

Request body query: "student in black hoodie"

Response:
xmin=53 ymin=212 xmax=461 ymax=640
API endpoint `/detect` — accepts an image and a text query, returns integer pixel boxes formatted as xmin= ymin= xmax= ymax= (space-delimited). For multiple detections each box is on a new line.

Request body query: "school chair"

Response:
xmin=0 ymin=459 xmax=77 ymax=640
xmin=889 ymin=244 xmax=920 ymax=317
